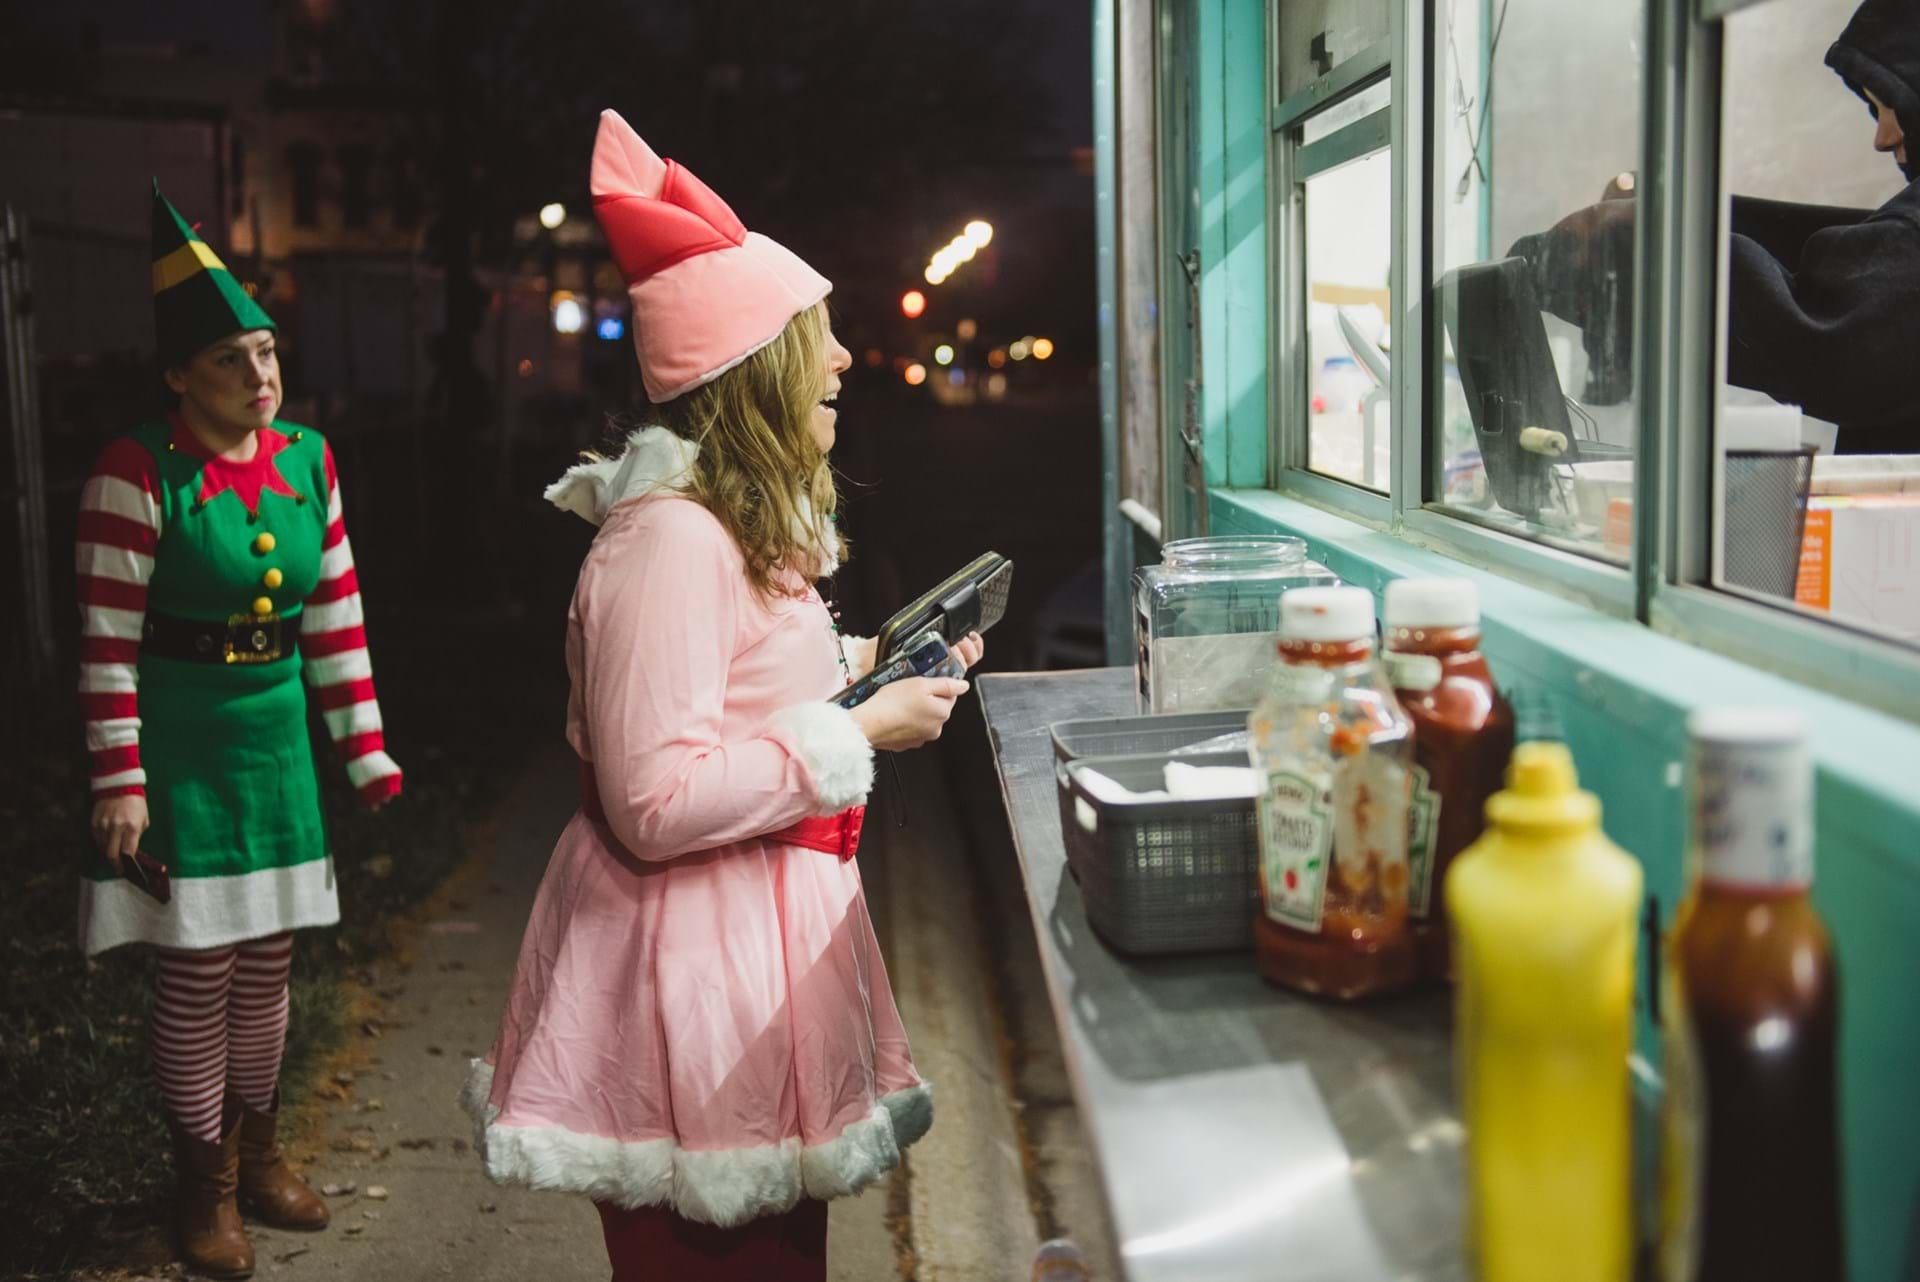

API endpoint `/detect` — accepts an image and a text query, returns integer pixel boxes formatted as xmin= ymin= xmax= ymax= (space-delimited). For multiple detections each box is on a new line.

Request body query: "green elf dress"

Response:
xmin=75 ymin=187 xmax=401 ymax=955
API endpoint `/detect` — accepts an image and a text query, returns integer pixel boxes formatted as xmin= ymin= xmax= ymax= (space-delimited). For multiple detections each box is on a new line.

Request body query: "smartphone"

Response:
xmin=828 ymin=629 xmax=967 ymax=710
xmin=122 ymin=849 xmax=172 ymax=905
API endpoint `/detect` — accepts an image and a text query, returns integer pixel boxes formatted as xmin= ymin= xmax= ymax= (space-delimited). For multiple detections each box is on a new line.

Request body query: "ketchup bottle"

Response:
xmin=1383 ymin=578 xmax=1514 ymax=982
xmin=1248 ymin=586 xmax=1417 ymax=1000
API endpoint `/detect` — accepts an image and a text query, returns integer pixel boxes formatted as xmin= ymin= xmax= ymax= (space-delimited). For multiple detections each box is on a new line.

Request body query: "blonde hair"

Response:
xmin=651 ymin=303 xmax=844 ymax=600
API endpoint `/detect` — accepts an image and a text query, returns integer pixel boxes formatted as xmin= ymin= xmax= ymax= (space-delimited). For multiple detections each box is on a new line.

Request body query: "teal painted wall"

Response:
xmin=1193 ymin=0 xmax=1270 ymax=489
xmin=1212 ymin=488 xmax=1920 ymax=1282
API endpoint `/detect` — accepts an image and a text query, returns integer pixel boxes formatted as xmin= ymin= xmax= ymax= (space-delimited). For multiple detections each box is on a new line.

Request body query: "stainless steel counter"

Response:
xmin=978 ymin=668 xmax=1465 ymax=1282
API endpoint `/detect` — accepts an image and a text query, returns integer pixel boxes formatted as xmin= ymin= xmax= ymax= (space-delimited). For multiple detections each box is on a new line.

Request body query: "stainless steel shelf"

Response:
xmin=978 ymin=668 xmax=1465 ymax=1282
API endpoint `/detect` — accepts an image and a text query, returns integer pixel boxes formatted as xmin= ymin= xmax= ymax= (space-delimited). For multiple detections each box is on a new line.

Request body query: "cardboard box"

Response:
xmin=1796 ymin=493 xmax=1920 ymax=641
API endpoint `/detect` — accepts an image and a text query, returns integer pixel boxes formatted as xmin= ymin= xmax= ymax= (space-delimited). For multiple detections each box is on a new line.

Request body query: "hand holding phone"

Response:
xmin=846 ymin=676 xmax=970 ymax=752
xmin=91 ymin=794 xmax=149 ymax=868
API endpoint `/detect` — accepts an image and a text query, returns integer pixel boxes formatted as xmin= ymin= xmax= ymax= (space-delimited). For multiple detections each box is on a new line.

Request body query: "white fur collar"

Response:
xmin=544 ymin=426 xmax=699 ymax=526
xmin=544 ymin=426 xmax=839 ymax=575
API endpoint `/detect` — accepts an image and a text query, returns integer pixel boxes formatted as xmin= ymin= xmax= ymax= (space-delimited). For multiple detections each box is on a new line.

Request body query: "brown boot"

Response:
xmin=237 ymin=1094 xmax=330 ymax=1230
xmin=167 ymin=1110 xmax=255 ymax=1279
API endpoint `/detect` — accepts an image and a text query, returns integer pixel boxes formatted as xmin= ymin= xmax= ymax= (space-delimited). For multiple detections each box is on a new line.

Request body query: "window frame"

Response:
xmin=1269 ymin=35 xmax=1394 ymax=525
xmin=1242 ymin=0 xmax=1920 ymax=719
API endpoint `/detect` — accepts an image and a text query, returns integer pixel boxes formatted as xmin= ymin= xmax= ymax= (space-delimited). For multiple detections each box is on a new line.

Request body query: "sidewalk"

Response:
xmin=240 ymin=734 xmax=1115 ymax=1280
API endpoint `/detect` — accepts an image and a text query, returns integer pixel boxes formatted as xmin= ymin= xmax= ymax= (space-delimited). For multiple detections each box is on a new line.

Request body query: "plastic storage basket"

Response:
xmin=1050 ymin=712 xmax=1259 ymax=955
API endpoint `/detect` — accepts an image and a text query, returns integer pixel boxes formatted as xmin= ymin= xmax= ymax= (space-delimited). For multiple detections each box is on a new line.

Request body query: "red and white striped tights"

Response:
xmin=151 ymin=933 xmax=294 ymax=1142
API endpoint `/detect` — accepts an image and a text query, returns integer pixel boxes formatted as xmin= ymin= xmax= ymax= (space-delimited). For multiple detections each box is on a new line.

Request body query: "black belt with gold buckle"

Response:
xmin=141 ymin=610 xmax=298 ymax=665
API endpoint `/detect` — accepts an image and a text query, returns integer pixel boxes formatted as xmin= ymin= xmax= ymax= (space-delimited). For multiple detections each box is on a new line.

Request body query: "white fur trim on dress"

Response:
xmin=767 ymin=702 xmax=874 ymax=813
xmin=460 ymin=1059 xmax=932 ymax=1227
xmin=78 ymin=856 xmax=340 ymax=957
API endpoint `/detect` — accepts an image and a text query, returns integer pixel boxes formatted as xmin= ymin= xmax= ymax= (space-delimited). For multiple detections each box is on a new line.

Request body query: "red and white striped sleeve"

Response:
xmin=301 ymin=442 xmax=402 ymax=807
xmin=76 ymin=438 xmax=161 ymax=799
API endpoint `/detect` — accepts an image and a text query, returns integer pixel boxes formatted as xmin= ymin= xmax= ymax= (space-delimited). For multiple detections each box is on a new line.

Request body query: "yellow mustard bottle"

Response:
xmin=1446 ymin=742 xmax=1643 ymax=1282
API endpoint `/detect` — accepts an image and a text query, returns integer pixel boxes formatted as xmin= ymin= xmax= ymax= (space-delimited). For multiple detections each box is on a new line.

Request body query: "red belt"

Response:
xmin=578 ymin=759 xmax=864 ymax=861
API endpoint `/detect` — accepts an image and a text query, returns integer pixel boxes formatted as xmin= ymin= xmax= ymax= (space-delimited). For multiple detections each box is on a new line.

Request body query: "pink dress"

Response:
xmin=463 ymin=429 xmax=929 ymax=1227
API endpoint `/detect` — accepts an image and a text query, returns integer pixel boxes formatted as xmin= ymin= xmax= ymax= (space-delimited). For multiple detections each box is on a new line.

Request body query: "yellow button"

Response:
xmin=254 ymin=532 xmax=276 ymax=554
xmin=253 ymin=596 xmax=274 ymax=617
xmin=263 ymin=568 xmax=284 ymax=589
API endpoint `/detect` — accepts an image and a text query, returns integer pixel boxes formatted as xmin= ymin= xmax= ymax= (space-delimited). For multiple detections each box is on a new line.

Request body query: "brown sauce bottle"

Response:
xmin=1658 ymin=710 xmax=1843 ymax=1282
xmin=1383 ymin=579 xmax=1514 ymax=982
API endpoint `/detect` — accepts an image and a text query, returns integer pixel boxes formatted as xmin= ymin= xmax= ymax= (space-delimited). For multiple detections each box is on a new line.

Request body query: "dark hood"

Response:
xmin=1827 ymin=0 xmax=1920 ymax=180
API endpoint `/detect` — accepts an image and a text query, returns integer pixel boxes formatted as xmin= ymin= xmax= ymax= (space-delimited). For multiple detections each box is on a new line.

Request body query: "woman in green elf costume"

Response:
xmin=75 ymin=184 xmax=402 ymax=1278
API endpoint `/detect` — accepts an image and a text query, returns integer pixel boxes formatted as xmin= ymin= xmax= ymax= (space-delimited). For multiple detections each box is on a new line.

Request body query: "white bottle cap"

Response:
xmin=1687 ymin=707 xmax=1807 ymax=746
xmin=1686 ymin=708 xmax=1812 ymax=887
xmin=1384 ymin=577 xmax=1480 ymax=630
xmin=1280 ymin=586 xmax=1375 ymax=642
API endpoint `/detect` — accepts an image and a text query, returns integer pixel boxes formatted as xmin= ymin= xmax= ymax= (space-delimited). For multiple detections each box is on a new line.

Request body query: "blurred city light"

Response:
xmin=986 ymin=372 xmax=1008 ymax=399
xmin=956 ymin=318 xmax=978 ymax=341
xmin=904 ymin=363 xmax=928 ymax=386
xmin=539 ymin=203 xmax=567 ymax=230
xmin=551 ymin=291 xmax=585 ymax=335
xmin=934 ymin=344 xmax=955 ymax=366
xmin=1031 ymin=337 xmax=1055 ymax=360
xmin=517 ymin=358 xmax=535 ymax=378
xmin=596 ymin=316 xmax=626 ymax=341
xmin=947 ymin=367 xmax=966 ymax=386
xmin=922 ymin=219 xmax=994 ymax=287
xmin=1009 ymin=339 xmax=1031 ymax=361
xmin=987 ymin=348 xmax=1007 ymax=369
xmin=865 ymin=348 xmax=885 ymax=367
xmin=901 ymin=290 xmax=927 ymax=318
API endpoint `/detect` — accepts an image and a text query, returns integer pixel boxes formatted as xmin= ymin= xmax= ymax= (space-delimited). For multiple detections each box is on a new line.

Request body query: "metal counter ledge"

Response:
xmin=977 ymin=668 xmax=1464 ymax=1282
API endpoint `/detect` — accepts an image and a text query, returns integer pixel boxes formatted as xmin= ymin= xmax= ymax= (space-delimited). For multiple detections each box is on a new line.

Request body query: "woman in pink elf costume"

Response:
xmin=461 ymin=110 xmax=979 ymax=1281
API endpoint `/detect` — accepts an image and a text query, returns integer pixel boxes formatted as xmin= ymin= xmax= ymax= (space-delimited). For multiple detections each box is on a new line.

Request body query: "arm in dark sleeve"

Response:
xmin=1728 ymin=195 xmax=1869 ymax=266
xmin=1726 ymin=211 xmax=1920 ymax=428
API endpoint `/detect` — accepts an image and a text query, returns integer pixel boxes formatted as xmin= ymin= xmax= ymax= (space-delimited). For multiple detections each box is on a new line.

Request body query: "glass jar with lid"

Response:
xmin=1133 ymin=536 xmax=1339 ymax=713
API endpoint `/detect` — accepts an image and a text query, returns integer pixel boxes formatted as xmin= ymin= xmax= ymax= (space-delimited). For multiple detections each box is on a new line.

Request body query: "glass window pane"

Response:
xmin=1713 ymin=0 xmax=1919 ymax=648
xmin=1306 ymin=145 xmax=1393 ymax=491
xmin=1279 ymin=0 xmax=1391 ymax=101
xmin=1428 ymin=0 xmax=1644 ymax=564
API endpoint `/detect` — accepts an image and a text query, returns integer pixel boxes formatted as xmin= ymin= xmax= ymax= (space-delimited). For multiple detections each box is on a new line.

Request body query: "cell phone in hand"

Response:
xmin=828 ymin=629 xmax=967 ymax=710
xmin=122 ymin=849 xmax=172 ymax=904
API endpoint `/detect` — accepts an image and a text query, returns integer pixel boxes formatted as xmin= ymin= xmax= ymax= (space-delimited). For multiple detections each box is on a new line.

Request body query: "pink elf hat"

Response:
xmin=590 ymin=109 xmax=831 ymax=403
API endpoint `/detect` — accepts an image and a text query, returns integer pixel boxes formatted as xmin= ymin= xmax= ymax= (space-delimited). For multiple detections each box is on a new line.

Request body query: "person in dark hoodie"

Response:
xmin=1511 ymin=0 xmax=1920 ymax=454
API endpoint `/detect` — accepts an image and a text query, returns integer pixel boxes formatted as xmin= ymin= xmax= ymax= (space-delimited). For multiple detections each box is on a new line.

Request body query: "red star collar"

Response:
xmin=168 ymin=416 xmax=303 ymax=515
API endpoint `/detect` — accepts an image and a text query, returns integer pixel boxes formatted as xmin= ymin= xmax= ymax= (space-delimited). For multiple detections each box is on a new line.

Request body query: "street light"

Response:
xmin=901 ymin=290 xmax=927 ymax=319
xmin=550 ymin=291 xmax=585 ymax=335
xmin=904 ymin=363 xmax=928 ymax=386
xmin=539 ymin=202 xmax=567 ymax=230
xmin=1031 ymin=337 xmax=1055 ymax=360
xmin=934 ymin=344 xmax=955 ymax=366
xmin=963 ymin=219 xmax=994 ymax=248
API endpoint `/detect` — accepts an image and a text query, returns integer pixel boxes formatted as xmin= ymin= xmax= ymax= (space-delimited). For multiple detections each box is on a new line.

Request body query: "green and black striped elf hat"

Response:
xmin=151 ymin=181 xmax=275 ymax=369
